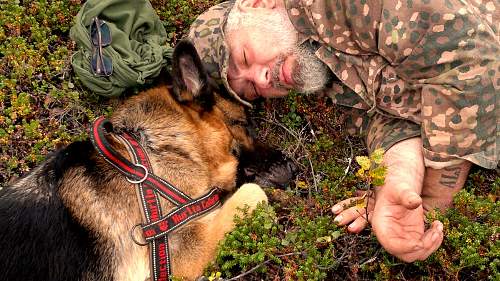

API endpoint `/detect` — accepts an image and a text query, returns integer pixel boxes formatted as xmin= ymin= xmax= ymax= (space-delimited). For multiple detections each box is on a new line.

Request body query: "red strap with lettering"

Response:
xmin=90 ymin=117 xmax=222 ymax=281
xmin=90 ymin=117 xmax=192 ymax=206
xmin=141 ymin=189 xmax=221 ymax=241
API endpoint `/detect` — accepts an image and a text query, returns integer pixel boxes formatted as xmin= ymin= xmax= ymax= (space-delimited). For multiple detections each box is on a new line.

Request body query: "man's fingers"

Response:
xmin=416 ymin=220 xmax=444 ymax=260
xmin=331 ymin=196 xmax=364 ymax=214
xmin=380 ymin=235 xmax=423 ymax=259
xmin=347 ymin=216 xmax=369 ymax=233
xmin=391 ymin=221 xmax=444 ymax=262
xmin=374 ymin=223 xmax=425 ymax=257
xmin=334 ymin=205 xmax=366 ymax=226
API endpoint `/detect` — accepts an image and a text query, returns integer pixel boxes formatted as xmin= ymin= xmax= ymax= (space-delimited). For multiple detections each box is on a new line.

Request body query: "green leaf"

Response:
xmin=372 ymin=177 xmax=385 ymax=186
xmin=316 ymin=236 xmax=332 ymax=243
xmin=371 ymin=166 xmax=387 ymax=180
xmin=370 ymin=148 xmax=385 ymax=164
xmin=330 ymin=230 xmax=341 ymax=240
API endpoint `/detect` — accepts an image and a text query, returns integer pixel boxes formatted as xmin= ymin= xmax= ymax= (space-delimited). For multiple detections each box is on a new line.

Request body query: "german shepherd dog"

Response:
xmin=0 ymin=40 xmax=295 ymax=281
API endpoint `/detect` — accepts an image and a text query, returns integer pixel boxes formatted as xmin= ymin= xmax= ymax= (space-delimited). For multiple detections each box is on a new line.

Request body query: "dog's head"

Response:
xmin=171 ymin=39 xmax=258 ymax=192
xmin=170 ymin=40 xmax=297 ymax=190
xmin=110 ymin=40 xmax=253 ymax=196
xmin=171 ymin=39 xmax=253 ymax=153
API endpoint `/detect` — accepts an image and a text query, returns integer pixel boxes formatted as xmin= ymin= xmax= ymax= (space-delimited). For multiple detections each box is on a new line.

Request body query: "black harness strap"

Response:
xmin=90 ymin=117 xmax=222 ymax=281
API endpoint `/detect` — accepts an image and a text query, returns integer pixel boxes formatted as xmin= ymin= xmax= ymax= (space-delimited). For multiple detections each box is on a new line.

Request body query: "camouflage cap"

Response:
xmin=188 ymin=1 xmax=252 ymax=107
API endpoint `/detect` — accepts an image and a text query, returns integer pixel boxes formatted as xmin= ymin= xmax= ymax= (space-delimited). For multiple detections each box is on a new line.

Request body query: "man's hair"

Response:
xmin=224 ymin=5 xmax=297 ymax=47
xmin=224 ymin=5 xmax=240 ymax=33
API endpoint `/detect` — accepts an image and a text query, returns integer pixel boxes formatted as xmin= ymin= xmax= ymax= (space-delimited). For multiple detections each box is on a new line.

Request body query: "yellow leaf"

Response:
xmin=356 ymin=156 xmax=371 ymax=170
xmin=356 ymin=168 xmax=366 ymax=179
xmin=316 ymin=236 xmax=332 ymax=243
xmin=296 ymin=180 xmax=307 ymax=189
xmin=370 ymin=166 xmax=387 ymax=181
xmin=355 ymin=201 xmax=367 ymax=209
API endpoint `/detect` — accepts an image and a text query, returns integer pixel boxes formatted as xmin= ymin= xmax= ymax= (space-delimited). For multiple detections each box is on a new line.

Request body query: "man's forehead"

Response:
xmin=187 ymin=1 xmax=252 ymax=107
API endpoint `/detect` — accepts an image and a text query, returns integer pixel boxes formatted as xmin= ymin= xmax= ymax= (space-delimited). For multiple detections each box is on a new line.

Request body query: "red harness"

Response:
xmin=90 ymin=116 xmax=221 ymax=281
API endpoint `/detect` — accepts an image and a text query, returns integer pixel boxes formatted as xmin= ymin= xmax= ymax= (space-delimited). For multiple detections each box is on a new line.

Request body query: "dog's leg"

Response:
xmin=172 ymin=184 xmax=267 ymax=280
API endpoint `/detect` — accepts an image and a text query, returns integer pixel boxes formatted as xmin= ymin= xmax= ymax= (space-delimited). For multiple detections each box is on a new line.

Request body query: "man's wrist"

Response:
xmin=374 ymin=138 xmax=425 ymax=198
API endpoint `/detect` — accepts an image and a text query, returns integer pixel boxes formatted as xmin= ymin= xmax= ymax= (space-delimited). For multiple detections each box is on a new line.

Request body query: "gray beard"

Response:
xmin=271 ymin=44 xmax=332 ymax=94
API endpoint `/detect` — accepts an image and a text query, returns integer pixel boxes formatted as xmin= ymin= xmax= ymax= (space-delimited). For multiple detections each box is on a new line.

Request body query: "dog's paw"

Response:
xmin=222 ymin=183 xmax=268 ymax=217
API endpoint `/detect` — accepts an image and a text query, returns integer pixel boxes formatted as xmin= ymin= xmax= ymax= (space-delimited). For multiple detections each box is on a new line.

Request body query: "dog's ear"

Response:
xmin=172 ymin=39 xmax=214 ymax=110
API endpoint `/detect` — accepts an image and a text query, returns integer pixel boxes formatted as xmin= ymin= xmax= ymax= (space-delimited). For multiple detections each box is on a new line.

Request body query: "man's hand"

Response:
xmin=368 ymin=137 xmax=444 ymax=262
xmin=332 ymin=138 xmax=445 ymax=262
xmin=372 ymin=184 xmax=443 ymax=262
xmin=332 ymin=161 xmax=472 ymax=231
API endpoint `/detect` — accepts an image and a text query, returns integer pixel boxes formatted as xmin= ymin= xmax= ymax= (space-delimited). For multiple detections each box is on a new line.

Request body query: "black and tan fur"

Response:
xmin=0 ymin=40 xmax=294 ymax=281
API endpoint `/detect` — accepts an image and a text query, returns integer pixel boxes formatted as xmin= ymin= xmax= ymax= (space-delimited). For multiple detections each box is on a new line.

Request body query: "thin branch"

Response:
xmin=224 ymin=251 xmax=304 ymax=281
xmin=328 ymin=135 xmax=354 ymax=207
xmin=332 ymin=135 xmax=354 ymax=190
xmin=254 ymin=117 xmax=318 ymax=197
xmin=359 ymin=249 xmax=381 ymax=267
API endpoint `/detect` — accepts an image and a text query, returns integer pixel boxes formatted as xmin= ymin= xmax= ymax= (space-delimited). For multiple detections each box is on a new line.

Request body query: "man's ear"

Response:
xmin=171 ymin=39 xmax=214 ymax=109
xmin=238 ymin=0 xmax=276 ymax=10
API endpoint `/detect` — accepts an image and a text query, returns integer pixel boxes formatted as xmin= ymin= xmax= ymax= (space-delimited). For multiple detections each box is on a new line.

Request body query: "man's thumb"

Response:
xmin=398 ymin=188 xmax=422 ymax=209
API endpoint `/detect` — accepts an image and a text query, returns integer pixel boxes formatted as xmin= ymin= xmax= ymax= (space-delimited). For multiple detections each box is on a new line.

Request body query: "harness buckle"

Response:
xmin=130 ymin=223 xmax=149 ymax=246
xmin=126 ymin=163 xmax=149 ymax=184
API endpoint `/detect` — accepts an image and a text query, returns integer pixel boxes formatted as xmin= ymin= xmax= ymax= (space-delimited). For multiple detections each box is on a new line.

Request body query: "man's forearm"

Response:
xmin=421 ymin=161 xmax=472 ymax=211
xmin=424 ymin=162 xmax=471 ymax=190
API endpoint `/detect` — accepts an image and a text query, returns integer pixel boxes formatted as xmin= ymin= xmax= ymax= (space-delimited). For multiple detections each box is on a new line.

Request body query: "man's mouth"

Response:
xmin=273 ymin=55 xmax=295 ymax=88
xmin=279 ymin=57 xmax=295 ymax=86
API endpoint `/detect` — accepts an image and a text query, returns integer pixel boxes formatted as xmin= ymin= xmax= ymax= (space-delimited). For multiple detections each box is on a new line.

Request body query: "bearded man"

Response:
xmin=187 ymin=0 xmax=498 ymax=262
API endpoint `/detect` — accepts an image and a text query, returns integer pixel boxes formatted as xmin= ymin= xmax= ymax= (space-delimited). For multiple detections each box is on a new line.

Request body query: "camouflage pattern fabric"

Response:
xmin=188 ymin=0 xmax=499 ymax=169
xmin=335 ymin=105 xmax=421 ymax=153
xmin=188 ymin=1 xmax=252 ymax=107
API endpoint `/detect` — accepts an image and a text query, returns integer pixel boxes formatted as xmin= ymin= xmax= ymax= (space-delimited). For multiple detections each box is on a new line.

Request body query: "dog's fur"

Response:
xmin=0 ymin=40 xmax=294 ymax=281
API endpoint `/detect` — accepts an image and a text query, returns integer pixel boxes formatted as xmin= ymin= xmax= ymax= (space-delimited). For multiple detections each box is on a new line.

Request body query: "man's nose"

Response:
xmin=250 ymin=64 xmax=271 ymax=88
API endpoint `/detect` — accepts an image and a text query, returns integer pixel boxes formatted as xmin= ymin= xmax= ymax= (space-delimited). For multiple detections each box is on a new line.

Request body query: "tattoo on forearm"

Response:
xmin=439 ymin=166 xmax=462 ymax=188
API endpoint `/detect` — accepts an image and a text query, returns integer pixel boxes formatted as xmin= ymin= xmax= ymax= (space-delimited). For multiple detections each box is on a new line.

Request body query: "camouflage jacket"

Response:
xmin=286 ymin=0 xmax=498 ymax=169
xmin=188 ymin=0 xmax=498 ymax=169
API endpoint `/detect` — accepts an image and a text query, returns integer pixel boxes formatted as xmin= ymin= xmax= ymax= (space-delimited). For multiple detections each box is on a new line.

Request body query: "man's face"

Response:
xmin=225 ymin=4 xmax=331 ymax=101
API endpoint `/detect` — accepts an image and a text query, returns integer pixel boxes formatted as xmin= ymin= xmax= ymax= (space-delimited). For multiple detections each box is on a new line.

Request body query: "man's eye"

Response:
xmin=243 ymin=50 xmax=257 ymax=96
